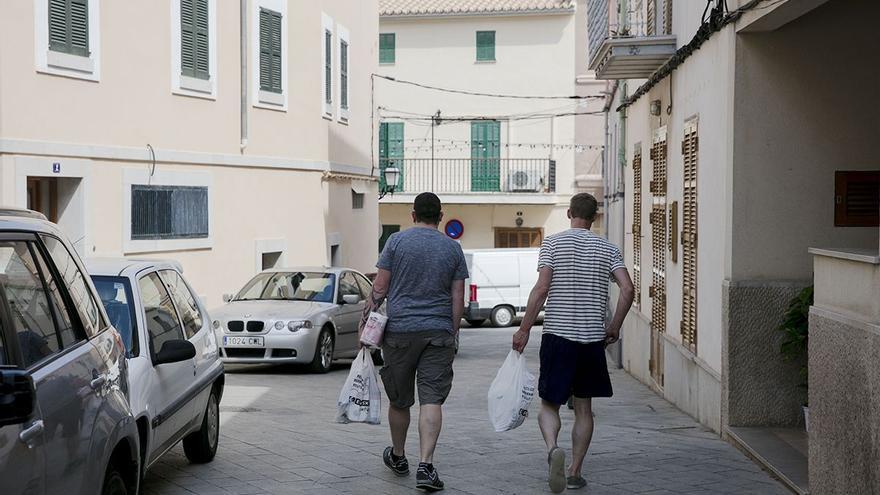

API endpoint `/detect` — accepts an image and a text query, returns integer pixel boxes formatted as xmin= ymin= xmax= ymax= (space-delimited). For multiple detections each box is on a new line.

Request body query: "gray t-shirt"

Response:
xmin=377 ymin=227 xmax=469 ymax=333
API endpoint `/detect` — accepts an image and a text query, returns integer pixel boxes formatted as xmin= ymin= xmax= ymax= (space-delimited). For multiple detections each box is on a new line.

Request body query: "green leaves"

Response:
xmin=778 ymin=286 xmax=813 ymax=400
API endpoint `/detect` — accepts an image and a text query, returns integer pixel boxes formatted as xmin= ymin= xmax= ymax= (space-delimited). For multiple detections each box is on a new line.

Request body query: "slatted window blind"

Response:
xmin=324 ymin=30 xmax=333 ymax=104
xmin=340 ymin=40 xmax=349 ymax=110
xmin=379 ymin=33 xmax=395 ymax=64
xmin=181 ymin=0 xmax=210 ymax=80
xmin=49 ymin=0 xmax=89 ymax=57
xmin=259 ymin=8 xmax=283 ymax=93
xmin=476 ymin=31 xmax=495 ymax=61
xmin=649 ymin=130 xmax=668 ymax=334
xmin=835 ymin=171 xmax=880 ymax=227
xmin=681 ymin=123 xmax=698 ymax=351
xmin=633 ymin=148 xmax=643 ymax=307
xmin=131 ymin=185 xmax=209 ymax=240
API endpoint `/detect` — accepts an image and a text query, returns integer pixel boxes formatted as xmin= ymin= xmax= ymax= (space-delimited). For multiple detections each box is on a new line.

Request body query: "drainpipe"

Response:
xmin=240 ymin=0 xmax=248 ymax=152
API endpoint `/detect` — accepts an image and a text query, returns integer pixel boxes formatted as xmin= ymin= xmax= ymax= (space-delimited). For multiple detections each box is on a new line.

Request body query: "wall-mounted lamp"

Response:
xmin=379 ymin=167 xmax=400 ymax=199
xmin=515 ymin=211 xmax=524 ymax=227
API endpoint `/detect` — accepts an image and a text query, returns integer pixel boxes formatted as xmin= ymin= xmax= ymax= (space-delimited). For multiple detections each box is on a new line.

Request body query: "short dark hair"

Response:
xmin=413 ymin=192 xmax=442 ymax=224
xmin=570 ymin=193 xmax=598 ymax=221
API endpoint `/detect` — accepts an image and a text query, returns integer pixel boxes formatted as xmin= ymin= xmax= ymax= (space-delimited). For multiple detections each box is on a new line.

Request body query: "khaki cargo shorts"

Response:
xmin=380 ymin=330 xmax=456 ymax=409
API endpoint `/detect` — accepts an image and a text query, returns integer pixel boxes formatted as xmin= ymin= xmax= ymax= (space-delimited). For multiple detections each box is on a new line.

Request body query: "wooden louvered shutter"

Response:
xmin=835 ymin=171 xmax=880 ymax=227
xmin=340 ymin=40 xmax=349 ymax=109
xmin=632 ymin=147 xmax=643 ymax=307
xmin=680 ymin=122 xmax=698 ymax=352
xmin=649 ymin=128 xmax=668 ymax=334
xmin=325 ymin=30 xmax=333 ymax=104
xmin=181 ymin=0 xmax=209 ymax=79
xmin=259 ymin=9 xmax=282 ymax=93
xmin=49 ymin=0 xmax=89 ymax=57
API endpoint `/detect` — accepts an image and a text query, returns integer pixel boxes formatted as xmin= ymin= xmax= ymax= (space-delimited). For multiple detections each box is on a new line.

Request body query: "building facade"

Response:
xmin=593 ymin=0 xmax=879 ymax=492
xmin=376 ymin=0 xmax=606 ymax=250
xmin=0 ymin=0 xmax=380 ymax=307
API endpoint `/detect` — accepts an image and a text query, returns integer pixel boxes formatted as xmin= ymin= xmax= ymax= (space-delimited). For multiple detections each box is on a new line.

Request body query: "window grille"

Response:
xmin=351 ymin=190 xmax=364 ymax=209
xmin=131 ymin=185 xmax=209 ymax=240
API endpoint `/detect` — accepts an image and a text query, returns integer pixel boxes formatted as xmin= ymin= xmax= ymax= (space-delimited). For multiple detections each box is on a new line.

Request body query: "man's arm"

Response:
xmin=605 ymin=268 xmax=635 ymax=345
xmin=359 ymin=269 xmax=391 ymax=336
xmin=512 ymin=267 xmax=553 ymax=352
xmin=451 ymin=280 xmax=465 ymax=335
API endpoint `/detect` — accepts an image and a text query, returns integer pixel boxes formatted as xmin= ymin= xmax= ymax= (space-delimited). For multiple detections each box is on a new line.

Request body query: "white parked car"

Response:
xmin=212 ymin=267 xmax=371 ymax=373
xmin=86 ymin=258 xmax=224 ymax=478
xmin=464 ymin=248 xmax=541 ymax=327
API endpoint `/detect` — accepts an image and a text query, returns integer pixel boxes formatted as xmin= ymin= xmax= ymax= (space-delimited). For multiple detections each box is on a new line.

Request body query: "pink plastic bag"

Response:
xmin=360 ymin=312 xmax=387 ymax=348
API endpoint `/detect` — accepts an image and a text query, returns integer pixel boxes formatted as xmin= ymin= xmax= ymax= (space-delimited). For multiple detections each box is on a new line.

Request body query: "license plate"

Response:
xmin=224 ymin=336 xmax=264 ymax=347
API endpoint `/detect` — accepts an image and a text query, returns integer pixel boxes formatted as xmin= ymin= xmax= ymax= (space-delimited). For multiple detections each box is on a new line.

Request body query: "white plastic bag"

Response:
xmin=336 ymin=348 xmax=382 ymax=424
xmin=487 ymin=350 xmax=537 ymax=432
xmin=360 ymin=312 xmax=387 ymax=348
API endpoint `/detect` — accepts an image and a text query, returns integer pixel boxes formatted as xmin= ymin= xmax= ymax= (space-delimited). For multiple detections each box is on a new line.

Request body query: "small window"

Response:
xmin=41 ymin=235 xmax=104 ymax=338
xmin=180 ymin=0 xmax=210 ymax=80
xmin=340 ymin=39 xmax=349 ymax=110
xmin=476 ymin=31 xmax=495 ymax=61
xmin=49 ymin=0 xmax=90 ymax=57
xmin=324 ymin=29 xmax=333 ymax=105
xmin=131 ymin=185 xmax=209 ymax=240
xmin=160 ymin=270 xmax=203 ymax=340
xmin=352 ymin=190 xmax=364 ymax=210
xmin=139 ymin=272 xmax=185 ymax=359
xmin=835 ymin=171 xmax=880 ymax=227
xmin=92 ymin=276 xmax=138 ymax=356
xmin=379 ymin=33 xmax=395 ymax=64
xmin=259 ymin=8 xmax=283 ymax=93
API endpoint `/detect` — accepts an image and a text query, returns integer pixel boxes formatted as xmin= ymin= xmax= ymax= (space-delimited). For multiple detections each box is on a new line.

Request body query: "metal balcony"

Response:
xmin=587 ymin=0 xmax=677 ymax=80
xmin=379 ymin=158 xmax=556 ymax=197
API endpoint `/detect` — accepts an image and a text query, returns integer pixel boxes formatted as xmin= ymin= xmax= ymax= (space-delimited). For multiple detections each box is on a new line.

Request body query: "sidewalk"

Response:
xmin=143 ymin=328 xmax=789 ymax=494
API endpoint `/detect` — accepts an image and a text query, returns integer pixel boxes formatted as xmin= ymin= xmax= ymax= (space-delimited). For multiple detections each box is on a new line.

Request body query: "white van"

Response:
xmin=463 ymin=248 xmax=540 ymax=327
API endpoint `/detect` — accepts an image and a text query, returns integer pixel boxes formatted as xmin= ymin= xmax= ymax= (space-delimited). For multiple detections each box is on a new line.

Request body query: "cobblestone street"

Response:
xmin=143 ymin=328 xmax=789 ymax=495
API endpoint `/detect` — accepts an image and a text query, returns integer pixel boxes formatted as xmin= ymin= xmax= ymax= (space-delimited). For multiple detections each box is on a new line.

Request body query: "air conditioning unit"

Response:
xmin=507 ymin=170 xmax=544 ymax=192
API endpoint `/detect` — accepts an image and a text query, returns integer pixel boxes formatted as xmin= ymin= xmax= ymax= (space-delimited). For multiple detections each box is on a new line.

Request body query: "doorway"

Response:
xmin=25 ymin=176 xmax=86 ymax=252
xmin=27 ymin=177 xmax=59 ymax=222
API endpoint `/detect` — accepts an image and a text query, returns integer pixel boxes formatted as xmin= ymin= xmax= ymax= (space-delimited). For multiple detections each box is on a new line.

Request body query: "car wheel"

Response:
xmin=490 ymin=306 xmax=515 ymax=328
xmin=102 ymin=465 xmax=128 ymax=495
xmin=466 ymin=319 xmax=486 ymax=327
xmin=309 ymin=328 xmax=334 ymax=373
xmin=183 ymin=387 xmax=220 ymax=464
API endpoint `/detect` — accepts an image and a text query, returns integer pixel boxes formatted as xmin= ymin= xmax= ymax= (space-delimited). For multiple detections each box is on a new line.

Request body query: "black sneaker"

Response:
xmin=383 ymin=447 xmax=410 ymax=476
xmin=416 ymin=463 xmax=445 ymax=492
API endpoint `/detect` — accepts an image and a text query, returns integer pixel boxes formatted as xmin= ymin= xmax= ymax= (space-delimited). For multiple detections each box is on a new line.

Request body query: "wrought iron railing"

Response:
xmin=379 ymin=158 xmax=556 ymax=194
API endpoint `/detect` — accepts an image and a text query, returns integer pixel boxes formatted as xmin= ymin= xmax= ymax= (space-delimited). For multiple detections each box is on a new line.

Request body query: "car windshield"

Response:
xmin=91 ymin=276 xmax=138 ymax=356
xmin=235 ymin=272 xmax=337 ymax=303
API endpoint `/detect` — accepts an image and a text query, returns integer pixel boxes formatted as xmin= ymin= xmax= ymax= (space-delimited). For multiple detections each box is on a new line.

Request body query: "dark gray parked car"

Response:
xmin=0 ymin=208 xmax=140 ymax=495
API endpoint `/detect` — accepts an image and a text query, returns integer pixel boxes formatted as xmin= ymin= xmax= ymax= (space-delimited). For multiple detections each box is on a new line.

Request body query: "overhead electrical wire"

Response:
xmin=373 ymin=73 xmax=605 ymax=100
xmin=379 ymin=110 xmax=605 ymax=122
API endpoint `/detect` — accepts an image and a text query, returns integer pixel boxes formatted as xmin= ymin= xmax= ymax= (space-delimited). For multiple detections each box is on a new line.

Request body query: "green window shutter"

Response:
xmin=379 ymin=33 xmax=395 ymax=64
xmin=194 ymin=0 xmax=210 ymax=79
xmin=340 ymin=40 xmax=349 ymax=109
xmin=259 ymin=8 xmax=282 ymax=93
xmin=476 ymin=31 xmax=495 ymax=61
xmin=49 ymin=0 xmax=89 ymax=57
xmin=378 ymin=122 xmax=404 ymax=191
xmin=471 ymin=121 xmax=501 ymax=192
xmin=325 ymin=30 xmax=332 ymax=104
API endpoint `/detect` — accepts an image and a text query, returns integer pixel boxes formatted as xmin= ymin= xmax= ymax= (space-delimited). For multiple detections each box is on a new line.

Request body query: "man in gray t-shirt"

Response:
xmin=359 ymin=192 xmax=467 ymax=492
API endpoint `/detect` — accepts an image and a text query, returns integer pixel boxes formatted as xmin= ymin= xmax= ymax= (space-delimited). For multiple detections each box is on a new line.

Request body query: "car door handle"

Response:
xmin=19 ymin=420 xmax=44 ymax=446
xmin=90 ymin=374 xmax=107 ymax=390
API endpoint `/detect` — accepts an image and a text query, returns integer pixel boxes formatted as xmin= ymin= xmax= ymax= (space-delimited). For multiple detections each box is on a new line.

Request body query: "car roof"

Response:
xmin=85 ymin=257 xmax=184 ymax=277
xmin=0 ymin=208 xmax=65 ymax=236
xmin=259 ymin=266 xmax=358 ymax=276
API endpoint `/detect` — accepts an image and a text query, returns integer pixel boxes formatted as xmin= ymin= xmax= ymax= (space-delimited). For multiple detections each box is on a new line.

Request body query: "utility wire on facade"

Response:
xmin=373 ymin=73 xmax=605 ymax=100
xmin=379 ymin=111 xmax=605 ymax=122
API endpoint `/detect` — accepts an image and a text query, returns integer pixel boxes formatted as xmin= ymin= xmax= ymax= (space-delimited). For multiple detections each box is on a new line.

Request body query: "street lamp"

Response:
xmin=380 ymin=166 xmax=400 ymax=199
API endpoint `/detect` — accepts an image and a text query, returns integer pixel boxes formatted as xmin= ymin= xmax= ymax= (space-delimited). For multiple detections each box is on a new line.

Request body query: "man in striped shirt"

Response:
xmin=512 ymin=193 xmax=635 ymax=493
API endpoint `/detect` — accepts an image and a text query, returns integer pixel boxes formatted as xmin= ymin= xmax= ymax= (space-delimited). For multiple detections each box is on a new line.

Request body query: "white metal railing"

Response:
xmin=588 ymin=0 xmax=653 ymax=62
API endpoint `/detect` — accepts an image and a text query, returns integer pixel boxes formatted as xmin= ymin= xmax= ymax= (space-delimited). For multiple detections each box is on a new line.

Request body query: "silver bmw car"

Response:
xmin=211 ymin=267 xmax=371 ymax=373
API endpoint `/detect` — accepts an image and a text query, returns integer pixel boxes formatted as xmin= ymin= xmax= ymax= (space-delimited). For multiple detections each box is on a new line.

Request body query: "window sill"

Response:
xmin=255 ymin=90 xmax=287 ymax=111
xmin=338 ymin=108 xmax=350 ymax=124
xmin=124 ymin=237 xmax=213 ymax=255
xmin=475 ymin=59 xmax=497 ymax=64
xmin=174 ymin=75 xmax=216 ymax=100
xmin=323 ymin=102 xmax=334 ymax=120
xmin=41 ymin=50 xmax=98 ymax=80
xmin=379 ymin=62 xmax=395 ymax=66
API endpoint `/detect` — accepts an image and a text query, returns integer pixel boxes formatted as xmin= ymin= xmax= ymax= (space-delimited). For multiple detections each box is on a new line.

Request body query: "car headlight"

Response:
xmin=274 ymin=321 xmax=286 ymax=331
xmin=288 ymin=320 xmax=313 ymax=332
xmin=212 ymin=320 xmax=221 ymax=329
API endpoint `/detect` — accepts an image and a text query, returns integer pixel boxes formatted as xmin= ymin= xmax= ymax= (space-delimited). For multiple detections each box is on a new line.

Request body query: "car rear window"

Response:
xmin=92 ymin=276 xmax=138 ymax=356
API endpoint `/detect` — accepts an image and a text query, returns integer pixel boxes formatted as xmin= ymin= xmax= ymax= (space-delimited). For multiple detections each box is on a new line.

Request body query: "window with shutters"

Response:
xmin=649 ymin=128 xmax=668 ymax=335
xmin=835 ymin=171 xmax=880 ymax=227
xmin=322 ymin=13 xmax=334 ymax=117
xmin=495 ymin=228 xmax=543 ymax=248
xmin=131 ymin=185 xmax=209 ymax=241
xmin=681 ymin=122 xmax=698 ymax=352
xmin=180 ymin=0 xmax=209 ymax=80
xmin=338 ymin=24 xmax=351 ymax=120
xmin=379 ymin=33 xmax=396 ymax=64
xmin=632 ymin=146 xmax=643 ymax=307
xmin=48 ymin=0 xmax=89 ymax=57
xmin=260 ymin=9 xmax=283 ymax=94
xmin=476 ymin=31 xmax=496 ymax=61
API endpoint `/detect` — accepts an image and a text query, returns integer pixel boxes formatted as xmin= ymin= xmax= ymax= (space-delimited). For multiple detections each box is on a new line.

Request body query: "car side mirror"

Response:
xmin=154 ymin=340 xmax=196 ymax=366
xmin=341 ymin=294 xmax=361 ymax=305
xmin=222 ymin=294 xmax=233 ymax=303
xmin=0 ymin=369 xmax=35 ymax=427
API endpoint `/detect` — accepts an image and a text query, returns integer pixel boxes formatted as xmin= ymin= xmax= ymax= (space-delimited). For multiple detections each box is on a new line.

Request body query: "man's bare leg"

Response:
xmin=538 ymin=400 xmax=562 ymax=451
xmin=418 ymin=404 xmax=442 ymax=463
xmin=389 ymin=405 xmax=410 ymax=456
xmin=569 ymin=397 xmax=595 ymax=477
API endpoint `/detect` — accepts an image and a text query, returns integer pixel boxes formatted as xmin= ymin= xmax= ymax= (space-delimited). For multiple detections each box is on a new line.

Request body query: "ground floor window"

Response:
xmin=131 ymin=185 xmax=209 ymax=240
xmin=495 ymin=228 xmax=542 ymax=248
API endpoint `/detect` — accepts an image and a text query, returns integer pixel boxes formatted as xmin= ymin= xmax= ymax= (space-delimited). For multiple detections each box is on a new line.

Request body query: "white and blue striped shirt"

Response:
xmin=538 ymin=228 xmax=626 ymax=344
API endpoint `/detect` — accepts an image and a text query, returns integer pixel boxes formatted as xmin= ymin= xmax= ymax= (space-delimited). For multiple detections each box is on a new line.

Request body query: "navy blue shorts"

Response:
xmin=538 ymin=333 xmax=613 ymax=405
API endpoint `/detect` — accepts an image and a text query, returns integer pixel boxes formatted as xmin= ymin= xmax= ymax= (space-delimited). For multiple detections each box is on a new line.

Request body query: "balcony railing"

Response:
xmin=587 ymin=0 xmax=677 ymax=80
xmin=379 ymin=158 xmax=556 ymax=195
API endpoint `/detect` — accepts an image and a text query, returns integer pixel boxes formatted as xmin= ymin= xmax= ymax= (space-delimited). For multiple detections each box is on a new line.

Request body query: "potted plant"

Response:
xmin=779 ymin=286 xmax=813 ymax=431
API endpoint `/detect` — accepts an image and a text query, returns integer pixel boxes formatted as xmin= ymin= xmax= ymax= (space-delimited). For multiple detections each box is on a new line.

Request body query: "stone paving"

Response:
xmin=143 ymin=328 xmax=790 ymax=495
